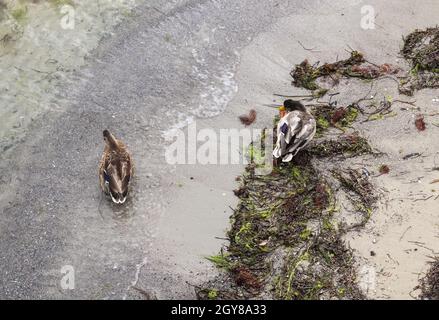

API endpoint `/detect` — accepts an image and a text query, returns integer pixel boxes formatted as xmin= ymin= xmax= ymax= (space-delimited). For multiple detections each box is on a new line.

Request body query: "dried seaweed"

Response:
xmin=400 ymin=27 xmax=439 ymax=95
xmin=402 ymin=27 xmax=439 ymax=71
xmin=415 ymin=114 xmax=426 ymax=131
xmin=198 ymin=158 xmax=365 ymax=300
xmin=197 ymin=124 xmax=374 ymax=300
xmin=379 ymin=165 xmax=390 ymax=175
xmin=239 ymin=109 xmax=257 ymax=126
xmin=291 ymin=51 xmax=398 ymax=97
xmin=331 ymin=168 xmax=377 ymax=230
xmin=417 ymin=257 xmax=439 ymax=300
xmin=311 ymin=104 xmax=359 ymax=133
xmin=274 ymin=230 xmax=364 ymax=300
xmin=308 ymin=134 xmax=372 ymax=158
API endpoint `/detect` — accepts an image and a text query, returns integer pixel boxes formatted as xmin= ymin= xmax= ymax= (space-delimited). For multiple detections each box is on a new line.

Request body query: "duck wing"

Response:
xmin=99 ymin=149 xmax=111 ymax=192
xmin=273 ymin=111 xmax=303 ymax=159
xmin=283 ymin=117 xmax=316 ymax=162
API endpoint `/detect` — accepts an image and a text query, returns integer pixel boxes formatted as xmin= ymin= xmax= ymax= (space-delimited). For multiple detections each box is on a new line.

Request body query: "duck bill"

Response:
xmin=278 ymin=106 xmax=286 ymax=118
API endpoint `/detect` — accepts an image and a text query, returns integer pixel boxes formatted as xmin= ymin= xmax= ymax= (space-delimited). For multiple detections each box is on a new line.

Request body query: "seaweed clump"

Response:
xmin=198 ymin=159 xmax=365 ymax=300
xmin=331 ymin=168 xmax=377 ymax=230
xmin=311 ymin=104 xmax=359 ymax=133
xmin=400 ymin=27 xmax=439 ymax=95
xmin=402 ymin=27 xmax=439 ymax=71
xmin=291 ymin=51 xmax=398 ymax=97
xmin=308 ymin=133 xmax=372 ymax=158
xmin=197 ymin=125 xmax=374 ymax=300
xmin=416 ymin=258 xmax=439 ymax=300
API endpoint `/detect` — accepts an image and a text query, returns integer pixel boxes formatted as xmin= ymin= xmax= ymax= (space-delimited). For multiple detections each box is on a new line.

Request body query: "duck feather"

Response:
xmin=99 ymin=130 xmax=133 ymax=204
xmin=273 ymin=110 xmax=316 ymax=162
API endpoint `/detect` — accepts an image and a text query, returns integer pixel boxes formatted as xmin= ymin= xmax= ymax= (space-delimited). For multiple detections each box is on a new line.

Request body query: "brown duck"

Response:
xmin=99 ymin=130 xmax=133 ymax=204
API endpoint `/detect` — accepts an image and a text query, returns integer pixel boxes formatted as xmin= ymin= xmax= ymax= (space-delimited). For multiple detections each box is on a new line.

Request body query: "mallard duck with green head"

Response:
xmin=273 ymin=100 xmax=316 ymax=162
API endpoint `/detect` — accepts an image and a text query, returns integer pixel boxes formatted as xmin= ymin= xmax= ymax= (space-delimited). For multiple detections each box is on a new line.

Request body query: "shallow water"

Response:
xmin=0 ymin=0 xmax=139 ymax=151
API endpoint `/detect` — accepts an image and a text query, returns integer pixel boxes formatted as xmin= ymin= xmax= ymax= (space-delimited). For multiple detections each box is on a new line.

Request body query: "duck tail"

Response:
xmin=103 ymin=130 xmax=119 ymax=150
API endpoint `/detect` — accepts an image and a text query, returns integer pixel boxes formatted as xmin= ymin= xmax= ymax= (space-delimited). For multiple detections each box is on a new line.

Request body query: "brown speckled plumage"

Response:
xmin=99 ymin=130 xmax=133 ymax=204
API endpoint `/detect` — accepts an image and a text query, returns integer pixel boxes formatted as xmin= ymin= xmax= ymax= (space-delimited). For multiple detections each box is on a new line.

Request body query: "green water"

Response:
xmin=0 ymin=0 xmax=139 ymax=152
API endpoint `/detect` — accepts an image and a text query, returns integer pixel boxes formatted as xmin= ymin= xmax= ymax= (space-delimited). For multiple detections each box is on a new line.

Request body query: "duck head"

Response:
xmin=283 ymin=100 xmax=306 ymax=112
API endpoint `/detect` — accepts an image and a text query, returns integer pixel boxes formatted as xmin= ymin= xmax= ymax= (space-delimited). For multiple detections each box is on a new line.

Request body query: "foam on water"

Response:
xmin=162 ymin=48 xmax=239 ymax=139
